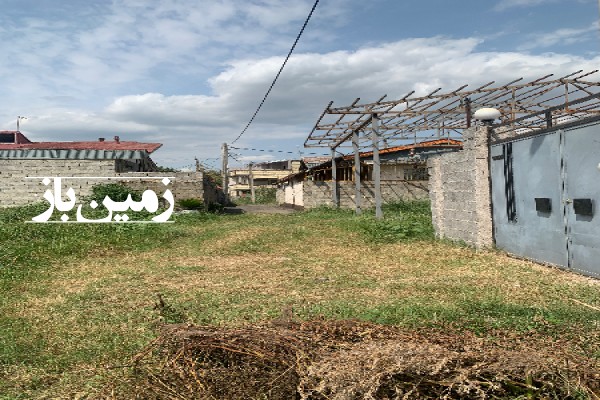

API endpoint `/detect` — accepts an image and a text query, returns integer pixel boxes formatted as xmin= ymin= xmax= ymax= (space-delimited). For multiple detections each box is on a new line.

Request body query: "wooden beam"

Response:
xmin=372 ymin=114 xmax=383 ymax=219
xmin=353 ymin=130 xmax=362 ymax=215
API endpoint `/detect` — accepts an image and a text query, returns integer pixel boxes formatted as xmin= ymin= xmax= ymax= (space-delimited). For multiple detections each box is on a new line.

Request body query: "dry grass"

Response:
xmin=1 ymin=209 xmax=599 ymax=399
xmin=106 ymin=321 xmax=600 ymax=399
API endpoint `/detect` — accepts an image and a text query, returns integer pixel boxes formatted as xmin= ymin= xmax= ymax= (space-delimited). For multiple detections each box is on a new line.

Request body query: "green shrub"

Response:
xmin=89 ymin=183 xmax=142 ymax=202
xmin=234 ymin=187 xmax=277 ymax=205
xmin=255 ymin=187 xmax=276 ymax=204
xmin=177 ymin=198 xmax=204 ymax=210
xmin=357 ymin=201 xmax=434 ymax=243
xmin=0 ymin=202 xmax=50 ymax=223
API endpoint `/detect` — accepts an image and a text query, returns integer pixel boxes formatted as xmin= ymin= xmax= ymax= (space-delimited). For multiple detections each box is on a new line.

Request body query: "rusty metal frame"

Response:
xmin=304 ymin=70 xmax=600 ymax=149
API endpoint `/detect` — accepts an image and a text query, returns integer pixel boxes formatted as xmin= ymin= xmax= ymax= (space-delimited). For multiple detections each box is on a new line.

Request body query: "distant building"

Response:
xmin=0 ymin=131 xmax=219 ymax=207
xmin=277 ymin=139 xmax=463 ymax=209
xmin=0 ymin=131 xmax=161 ymax=172
xmin=229 ymin=159 xmax=302 ymax=198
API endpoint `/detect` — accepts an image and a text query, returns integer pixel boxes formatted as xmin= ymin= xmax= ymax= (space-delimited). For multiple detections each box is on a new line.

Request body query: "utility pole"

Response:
xmin=221 ymin=143 xmax=229 ymax=204
xmin=249 ymin=162 xmax=256 ymax=204
xmin=17 ymin=116 xmax=27 ymax=131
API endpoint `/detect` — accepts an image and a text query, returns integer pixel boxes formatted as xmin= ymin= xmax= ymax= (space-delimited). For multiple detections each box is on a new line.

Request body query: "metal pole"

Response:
xmin=221 ymin=143 xmax=229 ymax=204
xmin=353 ymin=130 xmax=362 ymax=215
xmin=249 ymin=162 xmax=255 ymax=204
xmin=331 ymin=147 xmax=338 ymax=208
xmin=372 ymin=114 xmax=383 ymax=219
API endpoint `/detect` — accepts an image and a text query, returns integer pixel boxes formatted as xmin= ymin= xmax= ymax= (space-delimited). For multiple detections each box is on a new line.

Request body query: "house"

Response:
xmin=0 ymin=131 xmax=161 ymax=172
xmin=0 ymin=131 xmax=215 ymax=207
xmin=277 ymin=139 xmax=462 ymax=209
xmin=228 ymin=159 xmax=302 ymax=198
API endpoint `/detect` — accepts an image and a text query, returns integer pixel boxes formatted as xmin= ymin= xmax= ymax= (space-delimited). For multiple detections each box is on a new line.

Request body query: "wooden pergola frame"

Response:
xmin=303 ymin=70 xmax=600 ymax=218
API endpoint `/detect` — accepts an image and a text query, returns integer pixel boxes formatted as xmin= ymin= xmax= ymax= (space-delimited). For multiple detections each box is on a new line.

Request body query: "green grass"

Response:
xmin=0 ymin=201 xmax=598 ymax=398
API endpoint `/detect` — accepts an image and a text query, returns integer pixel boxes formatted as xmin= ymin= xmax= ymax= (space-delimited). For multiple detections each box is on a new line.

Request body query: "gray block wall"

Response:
xmin=116 ymin=172 xmax=204 ymax=203
xmin=0 ymin=159 xmax=116 ymax=207
xmin=0 ymin=159 xmax=210 ymax=208
xmin=427 ymin=126 xmax=493 ymax=248
xmin=301 ymin=180 xmax=428 ymax=209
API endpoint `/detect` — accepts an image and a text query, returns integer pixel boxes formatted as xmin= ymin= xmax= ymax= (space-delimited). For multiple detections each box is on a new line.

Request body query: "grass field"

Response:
xmin=0 ymin=202 xmax=598 ymax=398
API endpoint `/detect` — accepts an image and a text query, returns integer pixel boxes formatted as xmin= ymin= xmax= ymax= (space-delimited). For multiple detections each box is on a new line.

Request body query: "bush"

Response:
xmin=177 ymin=198 xmax=204 ymax=210
xmin=255 ymin=187 xmax=276 ymax=204
xmin=234 ymin=187 xmax=277 ymax=205
xmin=89 ymin=183 xmax=142 ymax=202
xmin=357 ymin=201 xmax=434 ymax=243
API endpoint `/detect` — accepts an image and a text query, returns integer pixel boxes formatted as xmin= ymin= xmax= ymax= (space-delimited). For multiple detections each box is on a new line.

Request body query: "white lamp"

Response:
xmin=473 ymin=108 xmax=501 ymax=125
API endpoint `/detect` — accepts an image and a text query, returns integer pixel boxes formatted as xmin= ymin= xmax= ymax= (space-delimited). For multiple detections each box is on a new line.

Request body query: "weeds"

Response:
xmin=0 ymin=201 xmax=598 ymax=398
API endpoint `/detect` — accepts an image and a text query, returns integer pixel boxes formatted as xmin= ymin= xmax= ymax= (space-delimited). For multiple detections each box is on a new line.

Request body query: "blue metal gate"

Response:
xmin=490 ymin=119 xmax=600 ymax=278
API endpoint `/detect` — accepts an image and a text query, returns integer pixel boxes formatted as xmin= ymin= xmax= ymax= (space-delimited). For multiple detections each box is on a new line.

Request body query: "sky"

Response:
xmin=1 ymin=0 xmax=599 ymax=169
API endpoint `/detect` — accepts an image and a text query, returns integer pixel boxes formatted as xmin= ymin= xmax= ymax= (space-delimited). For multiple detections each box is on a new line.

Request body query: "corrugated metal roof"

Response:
xmin=0 ymin=149 xmax=151 ymax=160
xmin=0 ymin=141 xmax=162 ymax=153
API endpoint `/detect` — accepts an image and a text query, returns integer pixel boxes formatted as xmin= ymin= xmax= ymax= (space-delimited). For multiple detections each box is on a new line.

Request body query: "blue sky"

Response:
xmin=1 ymin=0 xmax=598 ymax=168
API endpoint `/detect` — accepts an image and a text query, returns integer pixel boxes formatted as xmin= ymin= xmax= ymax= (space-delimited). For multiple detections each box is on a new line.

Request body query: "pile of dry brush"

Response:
xmin=109 ymin=319 xmax=599 ymax=399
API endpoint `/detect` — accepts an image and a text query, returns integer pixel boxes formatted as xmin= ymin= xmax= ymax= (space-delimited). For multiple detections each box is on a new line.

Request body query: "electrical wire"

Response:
xmin=228 ymin=145 xmax=330 ymax=156
xmin=230 ymin=0 xmax=320 ymax=144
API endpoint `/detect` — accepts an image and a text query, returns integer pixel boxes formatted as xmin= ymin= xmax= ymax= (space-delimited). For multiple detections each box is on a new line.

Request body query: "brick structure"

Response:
xmin=301 ymin=180 xmax=428 ymax=209
xmin=277 ymin=139 xmax=459 ymax=210
xmin=0 ymin=132 xmax=219 ymax=207
xmin=427 ymin=126 xmax=493 ymax=248
xmin=0 ymin=160 xmax=209 ymax=207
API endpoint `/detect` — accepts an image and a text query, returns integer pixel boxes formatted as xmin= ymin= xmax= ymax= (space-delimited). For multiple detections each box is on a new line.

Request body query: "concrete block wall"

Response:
xmin=202 ymin=177 xmax=224 ymax=205
xmin=427 ymin=126 xmax=493 ymax=248
xmin=276 ymin=184 xmax=285 ymax=205
xmin=0 ymin=160 xmax=211 ymax=207
xmin=0 ymin=159 xmax=116 ymax=207
xmin=301 ymin=180 xmax=428 ymax=209
xmin=116 ymin=172 xmax=204 ymax=204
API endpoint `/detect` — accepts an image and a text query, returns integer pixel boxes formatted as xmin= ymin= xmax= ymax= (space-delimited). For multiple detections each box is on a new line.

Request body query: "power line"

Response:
xmin=230 ymin=0 xmax=320 ymax=144
xmin=229 ymin=145 xmax=330 ymax=156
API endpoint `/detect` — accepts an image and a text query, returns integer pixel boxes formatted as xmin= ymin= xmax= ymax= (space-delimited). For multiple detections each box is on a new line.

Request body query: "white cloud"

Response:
xmin=0 ymin=0 xmax=351 ymax=110
xmin=494 ymin=0 xmax=559 ymax=11
xmin=2 ymin=2 xmax=598 ymax=167
xmin=13 ymin=36 xmax=599 ymax=167
xmin=518 ymin=22 xmax=599 ymax=50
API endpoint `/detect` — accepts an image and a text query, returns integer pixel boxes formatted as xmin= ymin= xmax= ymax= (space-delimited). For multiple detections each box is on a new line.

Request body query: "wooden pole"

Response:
xmin=372 ymin=114 xmax=383 ymax=219
xmin=331 ymin=147 xmax=338 ymax=208
xmin=249 ymin=162 xmax=255 ymax=203
xmin=221 ymin=143 xmax=229 ymax=204
xmin=353 ymin=130 xmax=362 ymax=215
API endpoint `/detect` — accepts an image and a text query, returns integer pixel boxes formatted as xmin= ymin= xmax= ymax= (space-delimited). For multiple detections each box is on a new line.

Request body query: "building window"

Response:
xmin=0 ymin=133 xmax=15 ymax=143
xmin=404 ymin=166 xmax=429 ymax=181
xmin=503 ymin=143 xmax=517 ymax=222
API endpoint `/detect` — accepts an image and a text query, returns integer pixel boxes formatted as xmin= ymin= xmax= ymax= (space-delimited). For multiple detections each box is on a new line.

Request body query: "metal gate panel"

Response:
xmin=563 ymin=122 xmax=600 ymax=277
xmin=491 ymin=132 xmax=567 ymax=267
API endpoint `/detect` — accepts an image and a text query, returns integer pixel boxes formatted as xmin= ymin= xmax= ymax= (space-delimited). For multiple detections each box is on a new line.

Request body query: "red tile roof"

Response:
xmin=0 ymin=132 xmax=162 ymax=153
xmin=352 ymin=138 xmax=462 ymax=159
